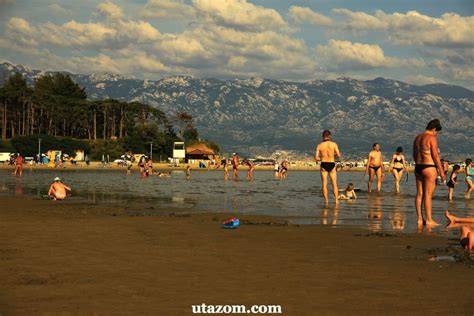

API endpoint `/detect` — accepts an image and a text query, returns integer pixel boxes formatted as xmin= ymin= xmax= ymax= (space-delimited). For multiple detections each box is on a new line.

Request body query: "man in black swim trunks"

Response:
xmin=314 ymin=130 xmax=342 ymax=204
xmin=365 ymin=143 xmax=385 ymax=192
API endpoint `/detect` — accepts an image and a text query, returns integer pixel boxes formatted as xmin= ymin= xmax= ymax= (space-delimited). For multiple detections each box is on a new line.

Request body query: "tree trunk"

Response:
xmin=112 ymin=111 xmax=116 ymax=137
xmin=93 ymin=109 xmax=97 ymax=140
xmin=103 ymin=106 xmax=107 ymax=140
xmin=1 ymin=100 xmax=7 ymax=140
xmin=119 ymin=105 xmax=124 ymax=138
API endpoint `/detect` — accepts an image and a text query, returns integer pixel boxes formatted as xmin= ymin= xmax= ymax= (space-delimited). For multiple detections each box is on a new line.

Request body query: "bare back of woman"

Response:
xmin=413 ymin=119 xmax=445 ymax=227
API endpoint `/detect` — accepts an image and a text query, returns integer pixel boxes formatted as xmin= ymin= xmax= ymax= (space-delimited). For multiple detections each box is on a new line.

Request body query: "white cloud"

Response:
xmin=48 ymin=3 xmax=72 ymax=15
xmin=433 ymin=59 xmax=474 ymax=81
xmin=333 ymin=9 xmax=474 ymax=48
xmin=288 ymin=6 xmax=333 ymax=26
xmin=315 ymin=39 xmax=423 ymax=71
xmin=193 ymin=0 xmax=289 ymax=32
xmin=143 ymin=0 xmax=196 ymax=18
xmin=5 ymin=17 xmax=38 ymax=46
xmin=97 ymin=1 xmax=124 ymax=19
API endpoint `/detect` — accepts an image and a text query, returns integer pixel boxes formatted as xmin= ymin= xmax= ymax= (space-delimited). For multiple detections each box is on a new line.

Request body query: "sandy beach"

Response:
xmin=0 ymin=195 xmax=472 ymax=315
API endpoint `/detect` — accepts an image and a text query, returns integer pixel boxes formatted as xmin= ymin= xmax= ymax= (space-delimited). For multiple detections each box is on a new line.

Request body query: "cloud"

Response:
xmin=192 ymin=0 xmax=289 ymax=32
xmin=288 ymin=6 xmax=333 ymax=26
xmin=333 ymin=9 xmax=474 ymax=48
xmin=433 ymin=59 xmax=474 ymax=81
xmin=5 ymin=17 xmax=38 ymax=46
xmin=143 ymin=0 xmax=196 ymax=18
xmin=97 ymin=1 xmax=124 ymax=19
xmin=315 ymin=39 xmax=424 ymax=71
xmin=48 ymin=3 xmax=72 ymax=15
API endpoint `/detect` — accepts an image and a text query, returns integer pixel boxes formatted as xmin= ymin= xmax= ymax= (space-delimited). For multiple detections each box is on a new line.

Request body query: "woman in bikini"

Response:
xmin=389 ymin=147 xmax=408 ymax=193
xmin=465 ymin=158 xmax=473 ymax=199
xmin=413 ymin=119 xmax=445 ymax=227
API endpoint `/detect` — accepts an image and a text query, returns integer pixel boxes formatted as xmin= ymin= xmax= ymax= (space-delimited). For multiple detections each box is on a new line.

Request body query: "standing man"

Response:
xmin=13 ymin=153 xmax=24 ymax=177
xmin=365 ymin=143 xmax=385 ymax=192
xmin=413 ymin=119 xmax=445 ymax=226
xmin=232 ymin=153 xmax=240 ymax=179
xmin=314 ymin=130 xmax=341 ymax=204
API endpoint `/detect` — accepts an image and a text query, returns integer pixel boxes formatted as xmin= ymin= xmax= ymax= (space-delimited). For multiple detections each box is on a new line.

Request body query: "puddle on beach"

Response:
xmin=1 ymin=169 xmax=473 ymax=235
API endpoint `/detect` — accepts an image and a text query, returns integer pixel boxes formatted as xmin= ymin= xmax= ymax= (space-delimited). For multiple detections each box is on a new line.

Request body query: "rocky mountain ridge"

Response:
xmin=1 ymin=62 xmax=473 ymax=159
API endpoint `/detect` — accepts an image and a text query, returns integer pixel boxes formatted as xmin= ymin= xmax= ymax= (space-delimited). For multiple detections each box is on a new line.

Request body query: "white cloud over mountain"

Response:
xmin=0 ymin=0 xmax=472 ymax=89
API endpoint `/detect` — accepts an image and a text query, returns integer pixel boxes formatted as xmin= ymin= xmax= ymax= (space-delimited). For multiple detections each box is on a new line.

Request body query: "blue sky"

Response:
xmin=0 ymin=0 xmax=473 ymax=88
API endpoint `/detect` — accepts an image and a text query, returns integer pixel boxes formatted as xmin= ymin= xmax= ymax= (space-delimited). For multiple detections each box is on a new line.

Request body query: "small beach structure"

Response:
xmin=185 ymin=143 xmax=216 ymax=164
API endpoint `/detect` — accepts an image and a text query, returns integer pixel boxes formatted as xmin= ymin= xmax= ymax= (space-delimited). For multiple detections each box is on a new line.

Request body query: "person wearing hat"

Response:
xmin=413 ymin=119 xmax=445 ymax=227
xmin=48 ymin=177 xmax=71 ymax=200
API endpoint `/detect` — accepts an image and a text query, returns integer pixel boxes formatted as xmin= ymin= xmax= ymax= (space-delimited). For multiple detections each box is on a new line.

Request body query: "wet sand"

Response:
xmin=0 ymin=196 xmax=472 ymax=315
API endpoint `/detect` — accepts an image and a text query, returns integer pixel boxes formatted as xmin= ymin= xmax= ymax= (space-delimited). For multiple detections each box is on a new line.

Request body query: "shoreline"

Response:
xmin=0 ymin=195 xmax=472 ymax=314
xmin=0 ymin=162 xmax=409 ymax=172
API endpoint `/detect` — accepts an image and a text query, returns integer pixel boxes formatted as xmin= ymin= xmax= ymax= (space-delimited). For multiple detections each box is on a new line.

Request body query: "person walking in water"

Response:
xmin=314 ymin=130 xmax=341 ymax=204
xmin=365 ymin=143 xmax=385 ymax=192
xmin=447 ymin=164 xmax=460 ymax=201
xmin=216 ymin=157 xmax=229 ymax=180
xmin=413 ymin=119 xmax=445 ymax=227
xmin=279 ymin=159 xmax=289 ymax=179
xmin=465 ymin=158 xmax=473 ymax=199
xmin=231 ymin=153 xmax=240 ymax=179
xmin=12 ymin=153 xmax=24 ymax=177
xmin=244 ymin=159 xmax=254 ymax=180
xmin=388 ymin=147 xmax=408 ymax=193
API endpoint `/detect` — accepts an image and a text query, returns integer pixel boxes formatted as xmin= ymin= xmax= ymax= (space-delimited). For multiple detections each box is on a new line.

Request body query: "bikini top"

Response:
xmin=393 ymin=156 xmax=403 ymax=163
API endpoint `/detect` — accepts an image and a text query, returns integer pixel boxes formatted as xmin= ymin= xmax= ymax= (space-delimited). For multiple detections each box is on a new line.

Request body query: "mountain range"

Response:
xmin=1 ymin=62 xmax=473 ymax=160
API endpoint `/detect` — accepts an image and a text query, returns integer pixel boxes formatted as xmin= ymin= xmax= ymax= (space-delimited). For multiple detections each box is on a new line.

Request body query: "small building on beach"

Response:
xmin=185 ymin=143 xmax=217 ymax=164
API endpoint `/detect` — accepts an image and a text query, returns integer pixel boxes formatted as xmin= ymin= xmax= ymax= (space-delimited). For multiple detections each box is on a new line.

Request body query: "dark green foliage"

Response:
xmin=0 ymin=73 xmax=219 ymax=159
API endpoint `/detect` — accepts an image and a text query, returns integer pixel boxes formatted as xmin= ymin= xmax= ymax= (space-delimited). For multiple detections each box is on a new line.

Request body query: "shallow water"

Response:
xmin=1 ymin=169 xmax=473 ymax=235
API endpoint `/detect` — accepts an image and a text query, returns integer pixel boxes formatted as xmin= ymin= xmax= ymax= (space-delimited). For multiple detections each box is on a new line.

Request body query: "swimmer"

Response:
xmin=279 ymin=159 xmax=289 ymax=179
xmin=12 ymin=154 xmax=23 ymax=177
xmin=465 ymin=158 xmax=473 ymax=199
xmin=413 ymin=119 xmax=445 ymax=227
xmin=445 ymin=210 xmax=474 ymax=225
xmin=274 ymin=162 xmax=279 ymax=178
xmin=388 ymin=147 xmax=408 ymax=193
xmin=338 ymin=183 xmax=357 ymax=200
xmin=231 ymin=153 xmax=240 ymax=179
xmin=48 ymin=177 xmax=71 ymax=201
xmin=447 ymin=164 xmax=460 ymax=201
xmin=185 ymin=165 xmax=191 ymax=180
xmin=314 ymin=130 xmax=341 ymax=204
xmin=216 ymin=157 xmax=229 ymax=180
xmin=365 ymin=143 xmax=385 ymax=193
xmin=244 ymin=159 xmax=254 ymax=180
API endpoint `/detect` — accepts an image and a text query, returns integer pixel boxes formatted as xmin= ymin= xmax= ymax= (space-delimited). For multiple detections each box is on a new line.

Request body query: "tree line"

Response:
xmin=0 ymin=72 xmax=218 ymax=159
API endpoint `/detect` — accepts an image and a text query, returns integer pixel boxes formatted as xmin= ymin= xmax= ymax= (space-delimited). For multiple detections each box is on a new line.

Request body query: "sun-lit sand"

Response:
xmin=0 ymin=195 xmax=472 ymax=314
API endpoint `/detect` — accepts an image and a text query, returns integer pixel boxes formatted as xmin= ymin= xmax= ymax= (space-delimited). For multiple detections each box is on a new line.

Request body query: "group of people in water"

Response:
xmin=313 ymin=119 xmax=473 ymax=249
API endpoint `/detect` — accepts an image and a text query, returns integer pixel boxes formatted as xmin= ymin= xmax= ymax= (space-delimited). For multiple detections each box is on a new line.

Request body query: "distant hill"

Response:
xmin=1 ymin=62 xmax=473 ymax=159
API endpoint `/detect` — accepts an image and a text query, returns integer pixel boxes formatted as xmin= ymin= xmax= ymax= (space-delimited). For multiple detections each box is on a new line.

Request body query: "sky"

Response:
xmin=0 ymin=0 xmax=473 ymax=89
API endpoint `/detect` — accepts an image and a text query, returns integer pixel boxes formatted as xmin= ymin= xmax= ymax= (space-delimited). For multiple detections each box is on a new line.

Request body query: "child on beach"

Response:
xmin=338 ymin=183 xmax=357 ymax=200
xmin=185 ymin=165 xmax=191 ymax=180
xmin=447 ymin=164 xmax=460 ymax=201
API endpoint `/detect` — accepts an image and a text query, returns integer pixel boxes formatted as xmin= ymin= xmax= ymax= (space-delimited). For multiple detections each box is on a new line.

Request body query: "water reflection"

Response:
xmin=320 ymin=205 xmax=339 ymax=226
xmin=390 ymin=195 xmax=406 ymax=230
xmin=1 ymin=169 xmax=473 ymax=234
xmin=366 ymin=193 xmax=383 ymax=232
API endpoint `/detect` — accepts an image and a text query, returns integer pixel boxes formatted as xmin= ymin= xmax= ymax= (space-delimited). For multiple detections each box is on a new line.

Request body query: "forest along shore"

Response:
xmin=0 ymin=195 xmax=472 ymax=314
